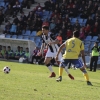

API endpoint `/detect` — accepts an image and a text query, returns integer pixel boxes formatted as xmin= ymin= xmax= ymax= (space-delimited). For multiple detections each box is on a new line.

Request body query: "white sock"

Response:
xmin=65 ymin=67 xmax=70 ymax=74
xmin=48 ymin=65 xmax=53 ymax=72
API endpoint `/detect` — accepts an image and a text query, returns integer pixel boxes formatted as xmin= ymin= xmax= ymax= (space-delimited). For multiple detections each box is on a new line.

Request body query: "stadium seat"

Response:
xmin=10 ymin=25 xmax=17 ymax=33
xmin=23 ymin=30 xmax=31 ymax=36
xmin=78 ymin=18 xmax=83 ymax=24
xmin=5 ymin=34 xmax=11 ymax=38
xmin=84 ymin=36 xmax=92 ymax=41
xmin=91 ymin=36 xmax=98 ymax=42
xmin=23 ymin=36 xmax=29 ymax=40
xmin=71 ymin=18 xmax=77 ymax=24
xmin=11 ymin=35 xmax=17 ymax=39
xmin=43 ymin=11 xmax=49 ymax=16
xmin=30 ymin=31 xmax=37 ymax=36
xmin=17 ymin=35 xmax=23 ymax=39
xmin=0 ymin=2 xmax=5 ymax=7
xmin=35 ymin=37 xmax=41 ymax=42
xmin=29 ymin=37 xmax=35 ymax=41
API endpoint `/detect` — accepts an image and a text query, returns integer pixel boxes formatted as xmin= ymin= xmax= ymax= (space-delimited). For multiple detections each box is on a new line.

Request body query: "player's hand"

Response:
xmin=55 ymin=56 xmax=58 ymax=61
xmin=48 ymin=42 xmax=52 ymax=45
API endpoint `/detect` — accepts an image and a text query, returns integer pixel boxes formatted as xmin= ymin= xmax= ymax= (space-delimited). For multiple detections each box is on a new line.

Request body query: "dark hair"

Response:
xmin=73 ymin=30 xmax=80 ymax=38
xmin=8 ymin=46 xmax=11 ymax=48
xmin=42 ymin=25 xmax=49 ymax=30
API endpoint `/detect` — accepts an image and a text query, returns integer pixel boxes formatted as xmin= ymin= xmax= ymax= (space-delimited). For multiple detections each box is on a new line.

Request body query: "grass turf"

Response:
xmin=0 ymin=61 xmax=100 ymax=100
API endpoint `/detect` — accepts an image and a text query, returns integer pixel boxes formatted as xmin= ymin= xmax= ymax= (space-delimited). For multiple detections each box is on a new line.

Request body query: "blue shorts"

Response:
xmin=60 ymin=58 xmax=83 ymax=68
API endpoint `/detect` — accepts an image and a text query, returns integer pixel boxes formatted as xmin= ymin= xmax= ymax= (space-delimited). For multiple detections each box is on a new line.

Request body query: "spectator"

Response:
xmin=35 ymin=3 xmax=42 ymax=11
xmin=61 ymin=25 xmax=67 ymax=40
xmin=4 ymin=4 xmax=13 ymax=22
xmin=20 ymin=12 xmax=27 ymax=21
xmin=96 ymin=6 xmax=100 ymax=18
xmin=6 ymin=46 xmax=14 ymax=59
xmin=24 ymin=48 xmax=30 ymax=62
xmin=79 ymin=28 xmax=85 ymax=40
xmin=27 ymin=11 xmax=34 ymax=20
xmin=85 ymin=16 xmax=94 ymax=26
xmin=0 ymin=46 xmax=7 ymax=59
xmin=44 ymin=0 xmax=52 ymax=11
xmin=35 ymin=8 xmax=43 ymax=18
xmin=56 ymin=33 xmax=62 ymax=46
xmin=31 ymin=47 xmax=40 ymax=64
xmin=10 ymin=22 xmax=17 ymax=35
xmin=16 ymin=23 xmax=23 ymax=35
xmin=14 ymin=46 xmax=20 ymax=59
xmin=0 ymin=45 xmax=2 ymax=51
xmin=13 ymin=1 xmax=22 ymax=17
xmin=89 ymin=42 xmax=100 ymax=72
xmin=3 ymin=21 xmax=11 ymax=34
xmin=0 ymin=10 xmax=4 ymax=26
xmin=66 ymin=29 xmax=72 ymax=39
xmin=90 ymin=22 xmax=100 ymax=36
xmin=42 ymin=19 xmax=49 ymax=26
xmin=84 ymin=24 xmax=91 ymax=36
xmin=49 ymin=19 xmax=56 ymax=31
xmin=73 ymin=20 xmax=81 ymax=31
xmin=13 ymin=16 xmax=19 ymax=25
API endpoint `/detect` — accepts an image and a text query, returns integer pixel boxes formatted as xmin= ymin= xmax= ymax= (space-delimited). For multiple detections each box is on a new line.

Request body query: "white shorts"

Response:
xmin=45 ymin=50 xmax=62 ymax=61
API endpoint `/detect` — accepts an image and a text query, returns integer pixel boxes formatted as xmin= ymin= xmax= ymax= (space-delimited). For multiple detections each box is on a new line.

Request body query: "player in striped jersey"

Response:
xmin=40 ymin=26 xmax=62 ymax=77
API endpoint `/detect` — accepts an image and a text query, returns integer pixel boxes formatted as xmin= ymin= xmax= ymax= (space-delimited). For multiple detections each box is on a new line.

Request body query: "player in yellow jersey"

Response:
xmin=55 ymin=30 xmax=92 ymax=85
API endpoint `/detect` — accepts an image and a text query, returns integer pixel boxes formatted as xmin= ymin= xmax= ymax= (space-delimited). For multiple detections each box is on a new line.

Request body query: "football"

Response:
xmin=3 ymin=66 xmax=10 ymax=74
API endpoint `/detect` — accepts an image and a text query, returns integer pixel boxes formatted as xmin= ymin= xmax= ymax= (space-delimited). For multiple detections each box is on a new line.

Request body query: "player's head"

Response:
xmin=42 ymin=25 xmax=49 ymax=35
xmin=94 ymin=42 xmax=98 ymax=47
xmin=73 ymin=30 xmax=80 ymax=38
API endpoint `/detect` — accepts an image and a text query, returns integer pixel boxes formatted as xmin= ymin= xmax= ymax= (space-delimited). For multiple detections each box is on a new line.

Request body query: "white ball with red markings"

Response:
xmin=3 ymin=66 xmax=10 ymax=74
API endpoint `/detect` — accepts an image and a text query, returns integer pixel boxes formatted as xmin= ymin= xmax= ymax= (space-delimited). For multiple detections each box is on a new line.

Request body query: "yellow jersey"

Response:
xmin=63 ymin=37 xmax=84 ymax=59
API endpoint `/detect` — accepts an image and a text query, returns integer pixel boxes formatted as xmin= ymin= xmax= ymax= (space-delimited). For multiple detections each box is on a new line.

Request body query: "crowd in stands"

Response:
xmin=0 ymin=0 xmax=99 ymax=41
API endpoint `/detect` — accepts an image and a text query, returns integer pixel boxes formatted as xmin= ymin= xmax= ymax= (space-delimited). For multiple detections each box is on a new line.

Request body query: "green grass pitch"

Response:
xmin=0 ymin=61 xmax=100 ymax=100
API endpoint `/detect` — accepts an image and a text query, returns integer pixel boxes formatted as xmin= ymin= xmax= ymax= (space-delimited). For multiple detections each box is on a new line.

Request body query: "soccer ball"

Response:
xmin=3 ymin=66 xmax=10 ymax=74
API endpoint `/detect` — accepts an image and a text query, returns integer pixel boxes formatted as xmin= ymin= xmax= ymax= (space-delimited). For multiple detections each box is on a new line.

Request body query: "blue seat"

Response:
xmin=19 ymin=0 xmax=23 ymax=3
xmin=43 ymin=11 xmax=49 ymax=16
xmin=17 ymin=35 xmax=23 ymax=39
xmin=71 ymin=18 xmax=77 ymax=24
xmin=30 ymin=31 xmax=37 ymax=36
xmin=23 ymin=30 xmax=31 ymax=36
xmin=78 ymin=18 xmax=83 ymax=24
xmin=23 ymin=36 xmax=29 ymax=40
xmin=30 ymin=37 xmax=35 ymax=41
xmin=82 ymin=19 xmax=87 ymax=26
xmin=11 ymin=35 xmax=17 ymax=39
xmin=5 ymin=34 xmax=11 ymax=38
xmin=91 ymin=36 xmax=98 ymax=42
xmin=0 ymin=2 xmax=5 ymax=7
xmin=10 ymin=24 xmax=17 ymax=33
xmin=85 ymin=36 xmax=92 ymax=41
xmin=35 ymin=37 xmax=41 ymax=42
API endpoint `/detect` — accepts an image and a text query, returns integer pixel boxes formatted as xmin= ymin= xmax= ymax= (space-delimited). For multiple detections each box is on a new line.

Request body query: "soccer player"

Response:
xmin=55 ymin=30 xmax=92 ymax=85
xmin=40 ymin=25 xmax=62 ymax=77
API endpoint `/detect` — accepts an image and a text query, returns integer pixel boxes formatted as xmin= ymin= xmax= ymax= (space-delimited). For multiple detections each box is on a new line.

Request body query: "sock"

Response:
xmin=64 ymin=67 xmax=70 ymax=74
xmin=59 ymin=67 xmax=63 ymax=76
xmin=82 ymin=70 xmax=89 ymax=81
xmin=46 ymin=63 xmax=53 ymax=73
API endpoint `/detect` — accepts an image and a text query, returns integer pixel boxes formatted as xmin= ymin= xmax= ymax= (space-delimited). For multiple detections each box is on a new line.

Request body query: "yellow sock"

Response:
xmin=83 ymin=73 xmax=89 ymax=81
xmin=59 ymin=67 xmax=63 ymax=76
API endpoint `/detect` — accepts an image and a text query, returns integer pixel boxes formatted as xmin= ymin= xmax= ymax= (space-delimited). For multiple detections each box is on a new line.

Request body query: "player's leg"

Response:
xmin=93 ymin=56 xmax=98 ymax=72
xmin=89 ymin=56 xmax=94 ymax=71
xmin=44 ymin=51 xmax=56 ymax=77
xmin=56 ymin=59 xmax=74 ymax=82
xmin=72 ymin=59 xmax=92 ymax=85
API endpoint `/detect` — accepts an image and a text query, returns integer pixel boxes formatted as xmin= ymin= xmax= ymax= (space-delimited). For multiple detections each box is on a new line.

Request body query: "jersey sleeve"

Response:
xmin=80 ymin=42 xmax=84 ymax=50
xmin=50 ymin=33 xmax=56 ymax=40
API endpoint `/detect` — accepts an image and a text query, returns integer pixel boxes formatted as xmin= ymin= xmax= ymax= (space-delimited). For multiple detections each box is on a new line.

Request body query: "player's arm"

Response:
xmin=80 ymin=42 xmax=86 ymax=67
xmin=55 ymin=43 xmax=65 ymax=61
xmin=49 ymin=33 xmax=59 ymax=45
xmin=81 ymin=50 xmax=86 ymax=65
